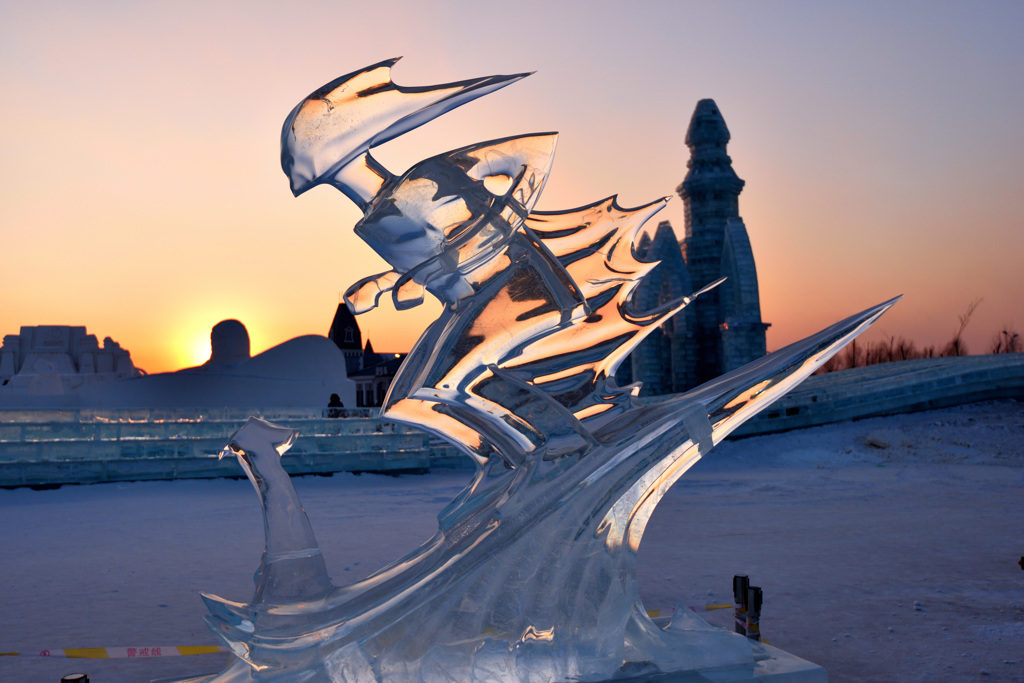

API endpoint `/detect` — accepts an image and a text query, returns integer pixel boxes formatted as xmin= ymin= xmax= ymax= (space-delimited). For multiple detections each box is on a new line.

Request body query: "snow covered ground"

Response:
xmin=1 ymin=400 xmax=1021 ymax=682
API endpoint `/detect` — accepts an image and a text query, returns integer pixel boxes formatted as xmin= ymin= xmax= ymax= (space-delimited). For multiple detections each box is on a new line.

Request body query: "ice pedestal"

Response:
xmin=659 ymin=642 xmax=828 ymax=683
xmin=166 ymin=612 xmax=827 ymax=683
xmin=743 ymin=643 xmax=829 ymax=683
xmin=165 ymin=648 xmax=826 ymax=683
xmin=624 ymin=608 xmax=827 ymax=683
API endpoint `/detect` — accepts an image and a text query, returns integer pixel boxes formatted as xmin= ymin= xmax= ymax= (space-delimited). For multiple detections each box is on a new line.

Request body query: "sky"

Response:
xmin=2 ymin=1 xmax=1022 ymax=374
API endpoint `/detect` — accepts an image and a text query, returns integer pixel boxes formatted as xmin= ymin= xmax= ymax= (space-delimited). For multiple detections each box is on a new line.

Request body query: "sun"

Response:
xmin=184 ymin=331 xmax=211 ymax=369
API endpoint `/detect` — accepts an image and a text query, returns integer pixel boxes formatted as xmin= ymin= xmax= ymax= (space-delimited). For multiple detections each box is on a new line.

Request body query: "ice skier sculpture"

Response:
xmin=195 ymin=59 xmax=895 ymax=681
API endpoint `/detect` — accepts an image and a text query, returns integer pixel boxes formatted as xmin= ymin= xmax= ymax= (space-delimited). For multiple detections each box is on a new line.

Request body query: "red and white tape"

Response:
xmin=0 ymin=646 xmax=226 ymax=659
xmin=1 ymin=606 xmax=741 ymax=660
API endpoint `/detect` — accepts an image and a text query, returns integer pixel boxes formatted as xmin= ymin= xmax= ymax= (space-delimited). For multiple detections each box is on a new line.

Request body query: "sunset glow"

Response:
xmin=2 ymin=2 xmax=1021 ymax=374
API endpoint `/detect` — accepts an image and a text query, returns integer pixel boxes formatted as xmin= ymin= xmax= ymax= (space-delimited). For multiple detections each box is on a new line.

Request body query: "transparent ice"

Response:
xmin=194 ymin=59 xmax=896 ymax=681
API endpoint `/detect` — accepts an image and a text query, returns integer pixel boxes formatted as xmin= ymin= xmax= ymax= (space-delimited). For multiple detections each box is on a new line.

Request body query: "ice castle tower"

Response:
xmin=625 ymin=99 xmax=770 ymax=393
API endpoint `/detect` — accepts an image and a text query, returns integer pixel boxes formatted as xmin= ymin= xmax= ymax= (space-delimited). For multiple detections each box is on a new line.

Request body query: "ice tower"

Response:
xmin=627 ymin=99 xmax=770 ymax=393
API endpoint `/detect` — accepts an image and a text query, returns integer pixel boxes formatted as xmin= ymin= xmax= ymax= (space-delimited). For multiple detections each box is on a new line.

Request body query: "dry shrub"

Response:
xmin=814 ymin=299 xmax=1015 ymax=374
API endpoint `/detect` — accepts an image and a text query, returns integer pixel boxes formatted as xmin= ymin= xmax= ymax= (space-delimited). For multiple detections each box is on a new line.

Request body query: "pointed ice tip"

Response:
xmin=366 ymin=56 xmax=401 ymax=70
xmin=494 ymin=71 xmax=533 ymax=86
xmin=824 ymin=296 xmax=900 ymax=338
xmin=695 ymin=277 xmax=726 ymax=297
xmin=867 ymin=294 xmax=902 ymax=317
xmin=869 ymin=295 xmax=901 ymax=320
xmin=818 ymin=296 xmax=902 ymax=350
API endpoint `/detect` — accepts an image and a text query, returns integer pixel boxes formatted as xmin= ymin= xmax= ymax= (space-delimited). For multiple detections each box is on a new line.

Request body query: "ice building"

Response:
xmin=0 ymin=325 xmax=139 ymax=394
xmin=622 ymin=99 xmax=770 ymax=394
xmin=75 ymin=319 xmax=358 ymax=409
xmin=0 ymin=320 xmax=357 ymax=409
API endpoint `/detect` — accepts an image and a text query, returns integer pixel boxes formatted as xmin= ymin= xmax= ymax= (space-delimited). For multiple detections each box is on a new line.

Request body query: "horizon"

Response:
xmin=2 ymin=1 xmax=1022 ymax=374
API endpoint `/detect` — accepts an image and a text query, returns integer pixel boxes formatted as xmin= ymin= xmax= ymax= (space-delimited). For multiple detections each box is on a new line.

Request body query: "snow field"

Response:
xmin=1 ymin=400 xmax=1021 ymax=682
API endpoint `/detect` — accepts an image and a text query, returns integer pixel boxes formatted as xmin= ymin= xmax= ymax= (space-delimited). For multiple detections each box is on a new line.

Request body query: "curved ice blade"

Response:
xmin=281 ymin=58 xmax=530 ymax=202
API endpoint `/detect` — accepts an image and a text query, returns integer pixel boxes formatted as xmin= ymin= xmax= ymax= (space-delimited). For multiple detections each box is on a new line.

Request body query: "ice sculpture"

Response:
xmin=192 ymin=59 xmax=896 ymax=681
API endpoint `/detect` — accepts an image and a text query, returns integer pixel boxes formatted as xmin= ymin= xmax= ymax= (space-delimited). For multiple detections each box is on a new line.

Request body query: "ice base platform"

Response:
xmin=615 ymin=640 xmax=827 ymax=682
xmin=157 ymin=639 xmax=826 ymax=683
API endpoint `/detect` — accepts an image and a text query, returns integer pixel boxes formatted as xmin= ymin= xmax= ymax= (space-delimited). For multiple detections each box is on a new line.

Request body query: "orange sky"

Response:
xmin=2 ymin=2 xmax=1022 ymax=374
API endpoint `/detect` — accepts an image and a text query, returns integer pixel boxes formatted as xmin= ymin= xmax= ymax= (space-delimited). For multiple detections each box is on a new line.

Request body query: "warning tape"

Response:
xmin=646 ymin=603 xmax=732 ymax=618
xmin=702 ymin=603 xmax=733 ymax=611
xmin=0 ymin=646 xmax=226 ymax=659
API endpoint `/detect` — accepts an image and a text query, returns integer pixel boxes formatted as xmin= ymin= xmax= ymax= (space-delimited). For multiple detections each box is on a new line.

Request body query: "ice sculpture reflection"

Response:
xmin=194 ymin=59 xmax=896 ymax=681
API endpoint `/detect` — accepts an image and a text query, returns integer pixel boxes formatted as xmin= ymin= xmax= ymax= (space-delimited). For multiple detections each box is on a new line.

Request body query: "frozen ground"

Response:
xmin=1 ymin=400 xmax=1021 ymax=682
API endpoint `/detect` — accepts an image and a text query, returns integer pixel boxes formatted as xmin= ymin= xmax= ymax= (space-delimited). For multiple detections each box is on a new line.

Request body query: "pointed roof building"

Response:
xmin=362 ymin=339 xmax=382 ymax=369
xmin=328 ymin=303 xmax=364 ymax=376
